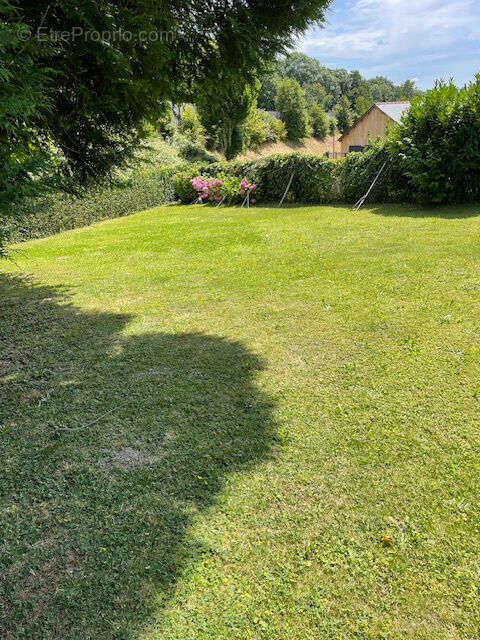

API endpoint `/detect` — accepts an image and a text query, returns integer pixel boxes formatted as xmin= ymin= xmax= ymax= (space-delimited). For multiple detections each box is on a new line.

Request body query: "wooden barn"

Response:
xmin=339 ymin=101 xmax=410 ymax=154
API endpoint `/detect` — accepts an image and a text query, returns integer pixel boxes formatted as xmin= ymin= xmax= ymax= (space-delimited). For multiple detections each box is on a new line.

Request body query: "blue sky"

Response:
xmin=298 ymin=0 xmax=480 ymax=89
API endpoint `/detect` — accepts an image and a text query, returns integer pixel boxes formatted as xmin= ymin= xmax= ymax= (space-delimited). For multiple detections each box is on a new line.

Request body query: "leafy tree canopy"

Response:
xmin=265 ymin=52 xmax=421 ymax=113
xmin=1 ymin=0 xmax=332 ymax=192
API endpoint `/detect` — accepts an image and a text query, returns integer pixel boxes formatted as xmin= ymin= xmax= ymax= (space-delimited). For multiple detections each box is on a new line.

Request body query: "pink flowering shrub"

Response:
xmin=238 ymin=177 xmax=257 ymax=204
xmin=190 ymin=175 xmax=258 ymax=205
xmin=191 ymin=177 xmax=224 ymax=202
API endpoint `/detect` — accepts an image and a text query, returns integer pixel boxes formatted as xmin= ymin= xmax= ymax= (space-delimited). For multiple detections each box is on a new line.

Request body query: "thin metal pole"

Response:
xmin=278 ymin=172 xmax=294 ymax=207
xmin=352 ymin=161 xmax=387 ymax=211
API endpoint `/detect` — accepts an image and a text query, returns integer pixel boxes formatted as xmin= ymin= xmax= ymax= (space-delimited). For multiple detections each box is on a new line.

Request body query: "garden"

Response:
xmin=2 ymin=2 xmax=480 ymax=639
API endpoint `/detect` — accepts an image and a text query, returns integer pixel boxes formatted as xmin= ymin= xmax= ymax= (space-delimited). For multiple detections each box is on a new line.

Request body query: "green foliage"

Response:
xmin=216 ymin=175 xmax=246 ymax=204
xmin=275 ymin=78 xmax=310 ymax=140
xmin=0 ymin=9 xmax=56 ymax=254
xmin=173 ymin=168 xmax=203 ymax=203
xmin=397 ymin=79 xmax=419 ymax=100
xmin=337 ymin=143 xmax=409 ymax=204
xmin=1 ymin=0 xmax=333 ymax=239
xmin=156 ymin=103 xmax=176 ymax=139
xmin=387 ymin=77 xmax=480 ymax=204
xmin=228 ymin=126 xmax=245 ymax=160
xmin=268 ymin=115 xmax=287 ymax=142
xmin=244 ymin=110 xmax=269 ymax=150
xmin=5 ymin=0 xmax=332 ymax=184
xmin=309 ymin=104 xmax=329 ymax=140
xmin=174 ymin=172 xmax=256 ymax=205
xmin=243 ymin=109 xmax=287 ymax=150
xmin=138 ymin=135 xmax=182 ymax=167
xmin=257 ymin=73 xmax=280 ymax=111
xmin=305 ymin=82 xmax=328 ymax=108
xmin=179 ymin=105 xmax=205 ymax=144
xmin=173 ymin=133 xmax=217 ymax=163
xmin=204 ymin=153 xmax=338 ymax=203
xmin=336 ymin=96 xmax=353 ymax=135
xmin=7 ymin=167 xmax=179 ymax=243
xmin=197 ymin=76 xmax=259 ymax=159
xmin=354 ymin=95 xmax=372 ymax=119
xmin=267 ymin=53 xmax=421 ymax=112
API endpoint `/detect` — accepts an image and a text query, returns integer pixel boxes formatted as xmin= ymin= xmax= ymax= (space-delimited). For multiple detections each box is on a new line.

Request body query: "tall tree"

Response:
xmin=257 ymin=73 xmax=281 ymax=111
xmin=275 ymin=77 xmax=310 ymax=140
xmin=309 ymin=104 xmax=329 ymax=140
xmin=396 ymin=79 xmax=420 ymax=100
xmin=354 ymin=95 xmax=372 ymax=119
xmin=335 ymin=96 xmax=353 ymax=135
xmin=305 ymin=82 xmax=328 ymax=108
xmin=197 ymin=75 xmax=259 ymax=159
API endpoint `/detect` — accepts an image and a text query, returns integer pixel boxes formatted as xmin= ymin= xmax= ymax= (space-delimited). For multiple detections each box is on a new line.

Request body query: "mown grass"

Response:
xmin=1 ymin=203 xmax=480 ymax=640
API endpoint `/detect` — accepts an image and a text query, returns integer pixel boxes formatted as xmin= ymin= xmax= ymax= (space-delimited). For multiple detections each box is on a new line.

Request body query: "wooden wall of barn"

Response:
xmin=340 ymin=108 xmax=394 ymax=153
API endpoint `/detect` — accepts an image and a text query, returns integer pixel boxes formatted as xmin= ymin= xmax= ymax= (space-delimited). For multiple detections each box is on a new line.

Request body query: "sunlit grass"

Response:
xmin=1 ymin=203 xmax=480 ymax=639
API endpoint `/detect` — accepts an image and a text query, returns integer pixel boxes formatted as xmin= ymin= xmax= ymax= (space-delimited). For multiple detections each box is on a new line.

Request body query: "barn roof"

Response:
xmin=338 ymin=101 xmax=411 ymax=141
xmin=375 ymin=101 xmax=411 ymax=122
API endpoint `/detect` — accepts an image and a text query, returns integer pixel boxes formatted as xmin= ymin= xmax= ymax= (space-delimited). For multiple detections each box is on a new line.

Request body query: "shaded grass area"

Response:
xmin=1 ymin=203 xmax=480 ymax=639
xmin=0 ymin=276 xmax=274 ymax=639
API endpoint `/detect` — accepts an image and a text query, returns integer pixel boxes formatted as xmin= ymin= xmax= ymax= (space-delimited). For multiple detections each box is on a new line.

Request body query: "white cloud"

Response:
xmin=300 ymin=0 xmax=480 ymax=68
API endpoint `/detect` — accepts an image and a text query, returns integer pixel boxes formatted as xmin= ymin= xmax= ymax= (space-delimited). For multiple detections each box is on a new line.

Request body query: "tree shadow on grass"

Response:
xmin=0 ymin=274 xmax=276 ymax=640
xmin=365 ymin=203 xmax=480 ymax=219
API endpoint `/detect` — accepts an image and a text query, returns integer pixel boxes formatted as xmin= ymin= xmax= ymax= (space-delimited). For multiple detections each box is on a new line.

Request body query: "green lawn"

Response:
xmin=1 ymin=203 xmax=480 ymax=639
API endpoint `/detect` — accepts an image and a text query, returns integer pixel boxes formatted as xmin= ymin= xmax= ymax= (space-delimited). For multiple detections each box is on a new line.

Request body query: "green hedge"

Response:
xmin=184 ymin=149 xmax=410 ymax=205
xmin=8 ymin=147 xmax=413 ymax=246
xmin=7 ymin=166 xmax=180 ymax=243
xmin=337 ymin=146 xmax=410 ymax=204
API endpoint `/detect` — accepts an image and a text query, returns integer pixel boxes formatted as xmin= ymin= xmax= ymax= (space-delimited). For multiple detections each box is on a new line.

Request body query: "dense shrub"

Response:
xmin=172 ymin=164 xmax=204 ymax=203
xmin=338 ymin=144 xmax=409 ymax=204
xmin=244 ymin=108 xmax=287 ymax=150
xmin=7 ymin=166 xmax=179 ymax=243
xmin=202 ymin=153 xmax=338 ymax=203
xmin=250 ymin=154 xmax=338 ymax=203
xmin=268 ymin=116 xmax=287 ymax=143
xmin=335 ymin=96 xmax=353 ymax=135
xmin=243 ymin=110 xmax=269 ymax=150
xmin=190 ymin=176 xmax=257 ymax=204
xmin=229 ymin=126 xmax=246 ymax=160
xmin=173 ymin=133 xmax=218 ymax=163
xmin=156 ymin=104 xmax=176 ymax=139
xmin=387 ymin=77 xmax=480 ymax=204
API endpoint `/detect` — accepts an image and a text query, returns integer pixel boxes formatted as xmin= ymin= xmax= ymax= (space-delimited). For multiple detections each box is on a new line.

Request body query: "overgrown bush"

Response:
xmin=309 ymin=104 xmax=329 ymax=140
xmin=156 ymin=103 xmax=176 ymax=139
xmin=338 ymin=144 xmax=409 ymax=204
xmin=173 ymin=171 xmax=256 ymax=205
xmin=243 ymin=110 xmax=269 ymax=150
xmin=173 ymin=166 xmax=203 ymax=203
xmin=387 ymin=77 xmax=480 ymax=204
xmin=250 ymin=153 xmax=338 ymax=203
xmin=202 ymin=153 xmax=339 ymax=203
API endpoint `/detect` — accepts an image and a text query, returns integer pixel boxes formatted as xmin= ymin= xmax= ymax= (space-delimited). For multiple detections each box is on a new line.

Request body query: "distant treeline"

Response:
xmin=258 ymin=52 xmax=422 ymax=116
